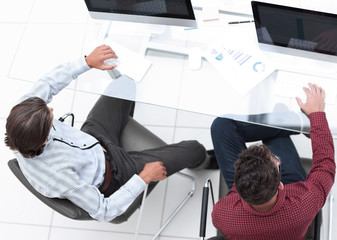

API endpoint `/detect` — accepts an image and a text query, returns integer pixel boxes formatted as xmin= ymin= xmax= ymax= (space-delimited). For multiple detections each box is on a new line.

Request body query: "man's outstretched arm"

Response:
xmin=297 ymin=83 xmax=335 ymax=208
xmin=19 ymin=44 xmax=117 ymax=104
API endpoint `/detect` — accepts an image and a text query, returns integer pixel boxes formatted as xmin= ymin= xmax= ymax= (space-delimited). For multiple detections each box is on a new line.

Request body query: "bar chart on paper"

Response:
xmin=227 ymin=49 xmax=251 ymax=65
xmin=205 ymin=44 xmax=274 ymax=95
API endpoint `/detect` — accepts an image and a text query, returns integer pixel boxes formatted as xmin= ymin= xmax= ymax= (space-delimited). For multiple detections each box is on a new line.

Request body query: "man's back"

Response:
xmin=212 ymin=112 xmax=335 ymax=240
xmin=213 ymin=183 xmax=317 ymax=239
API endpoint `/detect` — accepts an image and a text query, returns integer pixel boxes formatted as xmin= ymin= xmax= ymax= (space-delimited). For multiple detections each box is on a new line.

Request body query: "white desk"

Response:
xmin=9 ymin=1 xmax=336 ymax=137
xmin=78 ymin=9 xmax=337 ymax=138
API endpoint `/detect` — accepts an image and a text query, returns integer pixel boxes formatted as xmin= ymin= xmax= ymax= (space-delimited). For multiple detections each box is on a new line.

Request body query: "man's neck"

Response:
xmin=251 ymin=192 xmax=278 ymax=212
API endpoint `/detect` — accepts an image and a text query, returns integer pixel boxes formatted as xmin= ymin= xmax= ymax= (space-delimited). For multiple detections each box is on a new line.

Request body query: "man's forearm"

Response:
xmin=307 ymin=112 xmax=335 ymax=204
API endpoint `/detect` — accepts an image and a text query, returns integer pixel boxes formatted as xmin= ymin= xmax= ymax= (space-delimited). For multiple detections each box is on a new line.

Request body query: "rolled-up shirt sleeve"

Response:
xmin=18 ymin=57 xmax=90 ymax=104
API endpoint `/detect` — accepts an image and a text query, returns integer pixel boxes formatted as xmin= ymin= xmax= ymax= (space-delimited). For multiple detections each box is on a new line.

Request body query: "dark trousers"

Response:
xmin=81 ymin=96 xmax=206 ymax=196
xmin=211 ymin=117 xmax=307 ymax=190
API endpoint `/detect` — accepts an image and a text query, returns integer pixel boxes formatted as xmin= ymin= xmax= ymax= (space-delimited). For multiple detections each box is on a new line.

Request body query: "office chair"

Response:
xmin=8 ymin=112 xmax=196 ymax=239
xmin=199 ymin=157 xmax=321 ymax=240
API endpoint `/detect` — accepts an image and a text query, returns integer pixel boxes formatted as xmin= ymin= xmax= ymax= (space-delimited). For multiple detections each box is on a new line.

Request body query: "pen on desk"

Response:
xmin=228 ymin=20 xmax=254 ymax=24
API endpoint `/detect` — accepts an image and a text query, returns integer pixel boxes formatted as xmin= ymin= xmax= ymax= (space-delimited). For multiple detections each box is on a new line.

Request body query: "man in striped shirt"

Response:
xmin=5 ymin=45 xmax=208 ymax=222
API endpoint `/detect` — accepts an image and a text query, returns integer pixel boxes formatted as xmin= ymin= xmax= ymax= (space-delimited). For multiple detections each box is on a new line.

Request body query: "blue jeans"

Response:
xmin=211 ymin=117 xmax=307 ymax=190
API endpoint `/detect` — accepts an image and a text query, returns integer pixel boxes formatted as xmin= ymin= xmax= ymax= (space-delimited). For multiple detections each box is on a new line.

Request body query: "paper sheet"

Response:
xmin=102 ymin=39 xmax=152 ymax=82
xmin=204 ymin=41 xmax=275 ymax=95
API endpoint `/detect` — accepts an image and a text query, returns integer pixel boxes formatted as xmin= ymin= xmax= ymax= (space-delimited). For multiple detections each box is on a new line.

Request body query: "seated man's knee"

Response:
xmin=186 ymin=140 xmax=209 ymax=169
xmin=211 ymin=117 xmax=235 ymax=138
xmin=187 ymin=140 xmax=206 ymax=155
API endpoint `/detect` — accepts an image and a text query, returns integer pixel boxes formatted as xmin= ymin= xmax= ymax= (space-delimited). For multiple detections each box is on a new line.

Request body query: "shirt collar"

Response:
xmin=241 ymin=188 xmax=286 ymax=216
xmin=46 ymin=120 xmax=57 ymax=145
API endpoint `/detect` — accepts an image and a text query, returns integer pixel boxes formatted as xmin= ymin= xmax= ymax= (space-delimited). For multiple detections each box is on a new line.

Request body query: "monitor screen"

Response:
xmin=85 ymin=0 xmax=197 ymax=27
xmin=252 ymin=1 xmax=337 ymax=56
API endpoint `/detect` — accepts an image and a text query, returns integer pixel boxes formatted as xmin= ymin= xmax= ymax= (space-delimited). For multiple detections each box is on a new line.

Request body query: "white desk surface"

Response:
xmin=9 ymin=3 xmax=337 ymax=138
xmin=86 ymin=11 xmax=337 ymax=138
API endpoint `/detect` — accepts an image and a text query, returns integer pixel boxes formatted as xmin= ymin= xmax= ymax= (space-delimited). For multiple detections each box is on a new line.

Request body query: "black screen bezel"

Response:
xmin=85 ymin=0 xmax=196 ymax=20
xmin=251 ymin=1 xmax=337 ymax=56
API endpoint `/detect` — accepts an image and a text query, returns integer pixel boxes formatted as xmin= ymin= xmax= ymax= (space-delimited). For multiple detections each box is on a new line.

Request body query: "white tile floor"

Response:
xmin=0 ymin=0 xmax=336 ymax=240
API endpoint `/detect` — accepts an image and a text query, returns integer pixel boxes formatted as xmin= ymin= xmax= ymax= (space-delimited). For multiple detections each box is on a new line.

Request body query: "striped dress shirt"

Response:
xmin=14 ymin=56 xmax=146 ymax=222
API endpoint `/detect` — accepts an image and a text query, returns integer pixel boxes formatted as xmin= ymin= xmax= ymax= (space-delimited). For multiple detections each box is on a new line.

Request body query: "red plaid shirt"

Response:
xmin=212 ymin=112 xmax=335 ymax=240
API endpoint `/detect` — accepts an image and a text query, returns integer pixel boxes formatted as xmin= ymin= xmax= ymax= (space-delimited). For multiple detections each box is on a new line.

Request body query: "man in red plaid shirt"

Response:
xmin=210 ymin=83 xmax=335 ymax=239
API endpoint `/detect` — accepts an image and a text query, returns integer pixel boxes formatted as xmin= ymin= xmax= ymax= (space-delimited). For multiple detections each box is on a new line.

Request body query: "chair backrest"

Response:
xmin=8 ymin=116 xmax=167 ymax=223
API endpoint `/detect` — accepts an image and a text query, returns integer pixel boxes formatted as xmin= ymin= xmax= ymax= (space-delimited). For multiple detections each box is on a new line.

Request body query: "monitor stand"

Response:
xmin=138 ymin=28 xmax=190 ymax=56
xmin=98 ymin=20 xmax=191 ymax=57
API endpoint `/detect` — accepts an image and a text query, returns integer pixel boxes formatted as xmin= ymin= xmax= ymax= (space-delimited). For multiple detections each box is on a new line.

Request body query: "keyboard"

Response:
xmin=274 ymin=71 xmax=337 ymax=105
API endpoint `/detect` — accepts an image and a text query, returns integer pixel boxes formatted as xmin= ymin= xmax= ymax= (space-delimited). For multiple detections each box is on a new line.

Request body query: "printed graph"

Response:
xmin=226 ymin=49 xmax=252 ymax=66
xmin=205 ymin=43 xmax=275 ymax=96
xmin=211 ymin=47 xmax=265 ymax=73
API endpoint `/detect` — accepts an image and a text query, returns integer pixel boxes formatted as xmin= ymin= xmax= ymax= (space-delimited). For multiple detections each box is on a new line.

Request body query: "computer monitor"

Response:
xmin=84 ymin=0 xmax=197 ymax=28
xmin=251 ymin=1 xmax=337 ymax=63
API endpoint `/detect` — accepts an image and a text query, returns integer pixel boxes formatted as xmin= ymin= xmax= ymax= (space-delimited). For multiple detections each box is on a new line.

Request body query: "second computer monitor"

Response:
xmin=251 ymin=1 xmax=337 ymax=63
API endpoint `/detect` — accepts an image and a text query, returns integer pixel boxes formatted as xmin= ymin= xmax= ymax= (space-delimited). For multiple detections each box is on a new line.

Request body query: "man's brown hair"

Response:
xmin=5 ymin=97 xmax=52 ymax=158
xmin=234 ymin=144 xmax=280 ymax=205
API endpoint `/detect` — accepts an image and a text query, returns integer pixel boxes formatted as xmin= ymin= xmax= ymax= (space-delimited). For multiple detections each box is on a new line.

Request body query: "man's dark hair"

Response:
xmin=5 ymin=97 xmax=52 ymax=158
xmin=234 ymin=144 xmax=280 ymax=205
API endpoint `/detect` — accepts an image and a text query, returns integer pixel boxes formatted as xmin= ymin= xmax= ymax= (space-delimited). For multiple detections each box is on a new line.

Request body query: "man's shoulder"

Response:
xmin=283 ymin=182 xmax=319 ymax=208
xmin=214 ymin=190 xmax=242 ymax=212
xmin=284 ymin=181 xmax=309 ymax=193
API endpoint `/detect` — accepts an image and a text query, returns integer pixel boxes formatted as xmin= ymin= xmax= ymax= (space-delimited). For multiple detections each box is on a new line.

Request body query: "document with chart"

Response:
xmin=204 ymin=42 xmax=275 ymax=96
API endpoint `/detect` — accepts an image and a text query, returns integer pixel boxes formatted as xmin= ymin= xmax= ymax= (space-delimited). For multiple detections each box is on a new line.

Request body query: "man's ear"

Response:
xmin=279 ymin=182 xmax=284 ymax=190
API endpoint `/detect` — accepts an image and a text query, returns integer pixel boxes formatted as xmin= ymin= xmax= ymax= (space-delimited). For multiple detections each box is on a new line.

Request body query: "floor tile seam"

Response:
xmin=0 ymin=221 xmax=178 ymax=238
xmin=6 ymin=0 xmax=38 ymax=78
xmin=0 ymin=22 xmax=28 ymax=24
xmin=155 ymin=178 xmax=169 ymax=239
xmin=7 ymin=22 xmax=29 ymax=84
xmin=49 ymin=224 xmax=160 ymax=237
xmin=5 ymin=77 xmax=79 ymax=92
xmin=144 ymin=124 xmax=211 ymax=129
xmin=73 ymin=88 xmax=102 ymax=97
xmin=23 ymin=21 xmax=88 ymax=25
xmin=0 ymin=0 xmax=36 ymax=25
xmin=5 ymin=77 xmax=37 ymax=82
xmin=70 ymin=18 xmax=91 ymax=116
xmin=0 ymin=221 xmax=51 ymax=228
xmin=0 ymin=220 xmax=153 ymax=235
xmin=153 ymin=233 xmax=197 ymax=240
xmin=47 ymin=211 xmax=54 ymax=239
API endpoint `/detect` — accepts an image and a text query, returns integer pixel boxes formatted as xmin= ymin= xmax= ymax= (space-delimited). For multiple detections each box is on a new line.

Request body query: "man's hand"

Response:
xmin=85 ymin=44 xmax=118 ymax=70
xmin=139 ymin=162 xmax=167 ymax=184
xmin=296 ymin=83 xmax=325 ymax=115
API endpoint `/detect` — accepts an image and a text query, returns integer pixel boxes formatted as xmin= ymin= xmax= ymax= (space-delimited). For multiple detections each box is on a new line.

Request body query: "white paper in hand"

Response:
xmin=103 ymin=39 xmax=152 ymax=82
